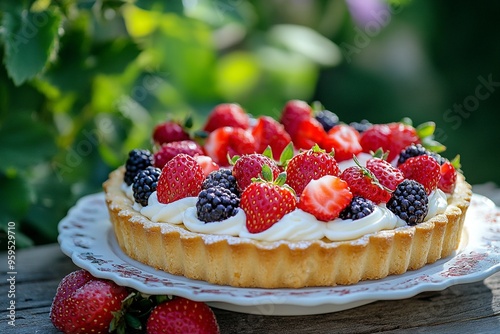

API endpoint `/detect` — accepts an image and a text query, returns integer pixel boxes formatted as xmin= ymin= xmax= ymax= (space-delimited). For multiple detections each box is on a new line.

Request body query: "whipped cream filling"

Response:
xmin=121 ymin=169 xmax=449 ymax=242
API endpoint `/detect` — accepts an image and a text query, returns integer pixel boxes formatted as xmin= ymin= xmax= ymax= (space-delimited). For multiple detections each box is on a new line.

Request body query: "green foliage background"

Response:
xmin=0 ymin=0 xmax=499 ymax=248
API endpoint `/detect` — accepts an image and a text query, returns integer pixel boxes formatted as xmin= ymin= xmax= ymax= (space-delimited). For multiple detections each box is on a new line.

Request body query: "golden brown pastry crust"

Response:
xmin=103 ymin=167 xmax=471 ymax=288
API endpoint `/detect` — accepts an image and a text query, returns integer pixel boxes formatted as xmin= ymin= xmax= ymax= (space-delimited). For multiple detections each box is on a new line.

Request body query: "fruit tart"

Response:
xmin=104 ymin=101 xmax=471 ymax=288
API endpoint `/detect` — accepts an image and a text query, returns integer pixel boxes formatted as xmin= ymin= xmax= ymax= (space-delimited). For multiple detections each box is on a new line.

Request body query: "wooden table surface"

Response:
xmin=2 ymin=184 xmax=500 ymax=333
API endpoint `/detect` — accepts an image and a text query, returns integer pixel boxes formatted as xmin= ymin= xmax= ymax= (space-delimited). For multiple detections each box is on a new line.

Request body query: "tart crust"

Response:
xmin=103 ymin=167 xmax=471 ymax=288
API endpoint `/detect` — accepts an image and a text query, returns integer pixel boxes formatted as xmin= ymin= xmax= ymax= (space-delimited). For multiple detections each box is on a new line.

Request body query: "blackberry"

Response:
xmin=125 ymin=149 xmax=153 ymax=185
xmin=398 ymin=143 xmax=446 ymax=166
xmin=387 ymin=180 xmax=428 ymax=226
xmin=339 ymin=196 xmax=375 ymax=220
xmin=349 ymin=119 xmax=372 ymax=133
xmin=315 ymin=110 xmax=339 ymax=132
xmin=202 ymin=169 xmax=239 ymax=196
xmin=196 ymin=186 xmax=240 ymax=223
xmin=132 ymin=166 xmax=161 ymax=206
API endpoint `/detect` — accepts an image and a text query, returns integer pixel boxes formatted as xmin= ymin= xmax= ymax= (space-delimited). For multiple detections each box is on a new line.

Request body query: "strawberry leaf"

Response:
xmin=451 ymin=154 xmax=462 ymax=170
xmin=262 ymin=146 xmax=274 ymax=159
xmin=279 ymin=142 xmax=294 ymax=166
xmin=125 ymin=314 xmax=142 ymax=330
xmin=400 ymin=117 xmax=413 ymax=126
xmin=275 ymin=172 xmax=287 ymax=186
xmin=261 ymin=164 xmax=274 ymax=182
xmin=416 ymin=121 xmax=436 ymax=138
xmin=184 ymin=114 xmax=194 ymax=129
xmin=421 ymin=137 xmax=446 ymax=153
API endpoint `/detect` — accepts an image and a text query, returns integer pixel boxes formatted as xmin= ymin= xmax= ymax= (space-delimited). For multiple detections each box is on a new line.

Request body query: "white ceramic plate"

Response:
xmin=58 ymin=193 xmax=500 ymax=316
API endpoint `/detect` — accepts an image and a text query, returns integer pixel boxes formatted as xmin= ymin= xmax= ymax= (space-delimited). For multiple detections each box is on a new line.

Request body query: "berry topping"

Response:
xmin=203 ymin=103 xmax=249 ymax=132
xmin=157 ymin=154 xmax=204 ymax=204
xmin=251 ymin=116 xmax=292 ymax=160
xmin=240 ymin=167 xmax=297 ymax=233
xmin=203 ymin=126 xmax=256 ymax=166
xmin=339 ymin=196 xmax=375 ymax=220
xmin=399 ymin=155 xmax=441 ymax=194
xmin=285 ymin=144 xmax=340 ymax=195
xmin=366 ymin=157 xmax=404 ymax=192
xmin=153 ymin=140 xmax=204 ymax=169
xmin=50 ymin=270 xmax=129 ymax=334
xmin=340 ymin=164 xmax=391 ymax=204
xmin=397 ymin=143 xmax=430 ymax=165
xmin=387 ymin=179 xmax=429 ymax=225
xmin=193 ymin=154 xmax=220 ymax=177
xmin=196 ymin=186 xmax=240 ymax=223
xmin=279 ymin=99 xmax=313 ymax=140
xmin=132 ymin=166 xmax=161 ymax=206
xmin=232 ymin=153 xmax=280 ymax=192
xmin=124 ymin=149 xmax=153 ymax=185
xmin=202 ymin=168 xmax=239 ymax=196
xmin=438 ymin=160 xmax=457 ymax=193
xmin=146 ymin=297 xmax=220 ymax=334
xmin=315 ymin=109 xmax=339 ymax=132
xmin=322 ymin=124 xmax=362 ymax=162
xmin=152 ymin=120 xmax=190 ymax=145
xmin=349 ymin=119 xmax=372 ymax=133
xmin=298 ymin=175 xmax=352 ymax=222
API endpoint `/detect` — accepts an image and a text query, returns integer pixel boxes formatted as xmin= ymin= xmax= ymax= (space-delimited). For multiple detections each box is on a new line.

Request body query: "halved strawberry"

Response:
xmin=157 ymin=154 xmax=205 ymax=204
xmin=438 ymin=160 xmax=457 ymax=193
xmin=203 ymin=103 xmax=249 ymax=132
xmin=298 ymin=175 xmax=352 ymax=221
xmin=399 ymin=155 xmax=440 ymax=194
xmin=203 ymin=127 xmax=256 ymax=166
xmin=147 ymin=297 xmax=219 ymax=334
xmin=241 ymin=168 xmax=297 ymax=233
xmin=193 ymin=155 xmax=219 ymax=177
xmin=252 ymin=116 xmax=292 ymax=160
xmin=321 ymin=124 xmax=362 ymax=162
xmin=154 ymin=140 xmax=204 ymax=169
xmin=285 ymin=145 xmax=340 ymax=195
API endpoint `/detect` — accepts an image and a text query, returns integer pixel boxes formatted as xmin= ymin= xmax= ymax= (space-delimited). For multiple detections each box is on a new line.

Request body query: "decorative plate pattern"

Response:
xmin=58 ymin=193 xmax=500 ymax=315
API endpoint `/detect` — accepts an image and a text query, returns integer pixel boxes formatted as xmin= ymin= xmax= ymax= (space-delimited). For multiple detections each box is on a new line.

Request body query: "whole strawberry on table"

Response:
xmin=50 ymin=269 xmax=220 ymax=334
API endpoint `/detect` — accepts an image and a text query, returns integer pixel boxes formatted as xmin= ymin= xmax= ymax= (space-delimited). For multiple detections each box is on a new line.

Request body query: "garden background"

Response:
xmin=1 ymin=0 xmax=499 ymax=248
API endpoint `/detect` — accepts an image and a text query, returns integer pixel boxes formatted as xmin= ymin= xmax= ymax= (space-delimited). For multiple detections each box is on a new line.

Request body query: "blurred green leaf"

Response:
xmin=0 ymin=173 xmax=31 ymax=224
xmin=0 ymin=115 xmax=57 ymax=172
xmin=2 ymin=8 xmax=62 ymax=85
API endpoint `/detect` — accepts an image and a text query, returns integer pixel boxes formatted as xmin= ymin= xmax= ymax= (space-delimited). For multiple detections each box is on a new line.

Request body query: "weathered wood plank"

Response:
xmin=1 ymin=243 xmax=499 ymax=333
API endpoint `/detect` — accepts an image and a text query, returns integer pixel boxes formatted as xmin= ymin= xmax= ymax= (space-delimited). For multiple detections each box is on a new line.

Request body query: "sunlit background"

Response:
xmin=1 ymin=0 xmax=499 ymax=247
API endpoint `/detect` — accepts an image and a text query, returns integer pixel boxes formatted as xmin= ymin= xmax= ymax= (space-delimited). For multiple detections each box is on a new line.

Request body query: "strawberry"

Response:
xmin=251 ymin=116 xmax=292 ymax=160
xmin=152 ymin=120 xmax=190 ymax=145
xmin=366 ymin=157 xmax=404 ymax=192
xmin=279 ymin=99 xmax=313 ymax=140
xmin=285 ymin=145 xmax=340 ymax=195
xmin=321 ymin=124 xmax=362 ymax=162
xmin=232 ymin=153 xmax=280 ymax=192
xmin=203 ymin=126 xmax=256 ymax=166
xmin=203 ymin=103 xmax=249 ymax=132
xmin=386 ymin=122 xmax=420 ymax=161
xmin=147 ymin=297 xmax=219 ymax=334
xmin=241 ymin=169 xmax=297 ymax=233
xmin=50 ymin=270 xmax=129 ymax=334
xmin=157 ymin=154 xmax=204 ymax=204
xmin=438 ymin=160 xmax=457 ymax=193
xmin=399 ymin=155 xmax=441 ymax=194
xmin=154 ymin=140 xmax=204 ymax=169
xmin=292 ymin=117 xmax=327 ymax=150
xmin=298 ymin=175 xmax=352 ymax=221
xmin=193 ymin=155 xmax=219 ymax=177
xmin=360 ymin=124 xmax=391 ymax=156
xmin=340 ymin=165 xmax=391 ymax=203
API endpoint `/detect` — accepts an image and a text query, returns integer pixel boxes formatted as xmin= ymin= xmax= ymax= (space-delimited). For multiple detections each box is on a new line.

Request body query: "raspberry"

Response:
xmin=124 ymin=149 xmax=153 ymax=185
xmin=387 ymin=180 xmax=429 ymax=225
xmin=132 ymin=166 xmax=161 ymax=206
xmin=339 ymin=196 xmax=375 ymax=220
xmin=196 ymin=186 xmax=240 ymax=223
xmin=202 ymin=169 xmax=239 ymax=196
